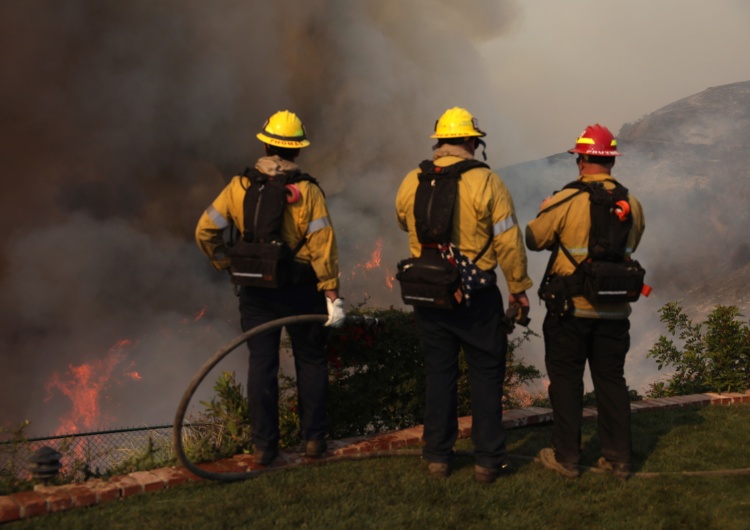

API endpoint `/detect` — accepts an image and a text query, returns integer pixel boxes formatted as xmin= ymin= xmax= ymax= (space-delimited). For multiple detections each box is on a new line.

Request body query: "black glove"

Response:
xmin=504 ymin=304 xmax=531 ymax=332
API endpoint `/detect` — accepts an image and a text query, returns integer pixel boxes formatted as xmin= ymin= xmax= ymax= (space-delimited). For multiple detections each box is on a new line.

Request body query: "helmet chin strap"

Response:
xmin=477 ymin=138 xmax=487 ymax=161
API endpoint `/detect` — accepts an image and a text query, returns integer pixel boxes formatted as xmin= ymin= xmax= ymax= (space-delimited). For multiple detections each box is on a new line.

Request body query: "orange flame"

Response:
xmin=44 ymin=339 xmax=137 ymax=435
xmin=194 ymin=305 xmax=207 ymax=321
xmin=364 ymin=238 xmax=382 ymax=270
xmin=125 ymin=372 xmax=142 ymax=380
xmin=349 ymin=237 xmax=393 ymax=291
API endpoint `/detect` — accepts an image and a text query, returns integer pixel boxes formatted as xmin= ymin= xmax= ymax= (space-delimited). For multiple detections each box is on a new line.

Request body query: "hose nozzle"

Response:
xmin=345 ymin=314 xmax=382 ymax=327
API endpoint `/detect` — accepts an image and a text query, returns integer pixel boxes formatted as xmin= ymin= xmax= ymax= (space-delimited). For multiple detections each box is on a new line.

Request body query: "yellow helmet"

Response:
xmin=431 ymin=107 xmax=486 ymax=139
xmin=256 ymin=110 xmax=310 ymax=148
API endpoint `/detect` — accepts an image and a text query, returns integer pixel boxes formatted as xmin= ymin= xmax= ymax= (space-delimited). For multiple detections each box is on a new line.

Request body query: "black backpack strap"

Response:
xmin=475 ymin=235 xmax=493 ymax=263
xmin=290 ymin=172 xmax=325 ymax=197
xmin=538 ymin=238 xmax=560 ymax=295
xmin=537 ymin=237 xmax=585 ymax=301
xmin=559 ymin=241 xmax=580 ymax=268
xmin=287 ymin=172 xmax=323 ymax=257
xmin=241 ymin=166 xmax=266 ymax=184
xmin=461 ymin=160 xmax=493 ymax=264
xmin=536 ymin=180 xmax=588 ymax=215
xmin=417 ymin=158 xmax=490 ymax=179
xmin=536 ymin=184 xmax=589 ymax=299
xmin=418 ymin=159 xmax=436 ymax=176
xmin=289 ymin=230 xmax=309 ymax=258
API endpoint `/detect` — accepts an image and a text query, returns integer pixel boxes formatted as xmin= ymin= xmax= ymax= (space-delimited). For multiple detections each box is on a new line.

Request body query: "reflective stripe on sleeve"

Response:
xmin=207 ymin=205 xmax=229 ymax=229
xmin=492 ymin=215 xmax=516 ymax=236
xmin=307 ymin=216 xmax=331 ymax=234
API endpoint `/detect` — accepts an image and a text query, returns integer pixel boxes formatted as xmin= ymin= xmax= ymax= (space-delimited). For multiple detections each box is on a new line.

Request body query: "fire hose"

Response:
xmin=172 ymin=313 xmax=411 ymax=482
xmin=173 ymin=314 xmax=750 ymax=482
xmin=172 ymin=308 xmax=531 ymax=483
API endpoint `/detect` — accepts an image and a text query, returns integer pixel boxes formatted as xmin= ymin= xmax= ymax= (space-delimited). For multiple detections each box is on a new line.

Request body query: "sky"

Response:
xmin=1 ymin=0 xmax=749 ymax=434
xmin=479 ymin=1 xmax=750 ymax=165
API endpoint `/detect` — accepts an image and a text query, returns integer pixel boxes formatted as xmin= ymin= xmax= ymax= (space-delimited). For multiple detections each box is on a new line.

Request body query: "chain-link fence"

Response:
xmin=0 ymin=425 xmax=186 ymax=483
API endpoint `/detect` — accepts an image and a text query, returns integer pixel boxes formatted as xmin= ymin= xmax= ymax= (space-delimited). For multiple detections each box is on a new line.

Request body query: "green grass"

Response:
xmin=8 ymin=404 xmax=750 ymax=530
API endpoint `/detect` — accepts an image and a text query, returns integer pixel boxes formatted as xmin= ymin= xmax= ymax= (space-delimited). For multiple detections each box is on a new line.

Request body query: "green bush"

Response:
xmin=499 ymin=328 xmax=545 ymax=409
xmin=278 ymin=373 xmax=302 ymax=448
xmin=0 ymin=421 xmax=34 ymax=495
xmin=106 ymin=437 xmax=168 ymax=477
xmin=325 ymin=307 xmax=425 ymax=438
xmin=324 ymin=306 xmax=544 ymax=439
xmin=192 ymin=306 xmax=544 ymax=450
xmin=185 ymin=371 xmax=253 ymax=462
xmin=647 ymin=302 xmax=750 ymax=397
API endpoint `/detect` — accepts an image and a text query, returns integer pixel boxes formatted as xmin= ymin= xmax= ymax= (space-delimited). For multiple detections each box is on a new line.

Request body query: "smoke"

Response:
xmin=3 ymin=1 xmax=748 ymax=435
xmin=504 ymin=80 xmax=750 ymax=395
xmin=0 ymin=1 xmax=521 ymax=434
xmin=478 ymin=1 xmax=750 ymax=165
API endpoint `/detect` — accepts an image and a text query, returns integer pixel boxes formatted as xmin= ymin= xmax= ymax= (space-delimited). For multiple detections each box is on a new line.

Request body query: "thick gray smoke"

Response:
xmin=504 ymin=81 xmax=750 ymax=394
xmin=0 ymin=1 xmax=521 ymax=434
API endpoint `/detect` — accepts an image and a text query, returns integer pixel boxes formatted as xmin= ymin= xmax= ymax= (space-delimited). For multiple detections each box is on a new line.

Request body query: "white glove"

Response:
xmin=325 ymin=297 xmax=346 ymax=328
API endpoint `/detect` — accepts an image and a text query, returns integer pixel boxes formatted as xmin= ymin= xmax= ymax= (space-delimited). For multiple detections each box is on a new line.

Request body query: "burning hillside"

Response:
xmin=0 ymin=1 xmax=518 ymax=435
xmin=2 ymin=0 xmax=748 ymax=436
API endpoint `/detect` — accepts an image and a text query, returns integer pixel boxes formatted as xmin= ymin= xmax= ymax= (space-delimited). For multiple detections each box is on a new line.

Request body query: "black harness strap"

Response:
xmin=536 ymin=186 xmax=588 ymax=298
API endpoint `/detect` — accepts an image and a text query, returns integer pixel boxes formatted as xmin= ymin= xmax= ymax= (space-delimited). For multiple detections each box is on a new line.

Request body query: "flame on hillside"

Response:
xmin=348 ymin=237 xmax=395 ymax=293
xmin=44 ymin=339 xmax=139 ymax=435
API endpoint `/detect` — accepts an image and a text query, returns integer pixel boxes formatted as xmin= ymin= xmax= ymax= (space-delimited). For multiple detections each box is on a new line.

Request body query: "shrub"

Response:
xmin=0 ymin=421 xmax=34 ymax=495
xmin=499 ymin=328 xmax=546 ymax=409
xmin=325 ymin=307 xmax=424 ymax=438
xmin=324 ymin=306 xmax=544 ymax=439
xmin=278 ymin=373 xmax=302 ymax=448
xmin=647 ymin=302 xmax=750 ymax=397
xmin=185 ymin=371 xmax=252 ymax=462
xmin=193 ymin=306 xmax=545 ymax=449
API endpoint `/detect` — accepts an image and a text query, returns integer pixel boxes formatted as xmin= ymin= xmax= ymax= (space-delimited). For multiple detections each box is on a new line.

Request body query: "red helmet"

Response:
xmin=567 ymin=124 xmax=621 ymax=157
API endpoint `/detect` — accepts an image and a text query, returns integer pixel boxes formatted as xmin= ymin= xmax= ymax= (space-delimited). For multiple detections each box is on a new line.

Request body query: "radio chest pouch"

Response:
xmin=228 ymin=168 xmax=316 ymax=288
xmin=396 ymin=159 xmax=489 ymax=308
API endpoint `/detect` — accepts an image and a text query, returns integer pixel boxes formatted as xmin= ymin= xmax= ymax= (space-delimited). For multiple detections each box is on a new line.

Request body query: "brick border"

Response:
xmin=1 ymin=391 xmax=748 ymax=524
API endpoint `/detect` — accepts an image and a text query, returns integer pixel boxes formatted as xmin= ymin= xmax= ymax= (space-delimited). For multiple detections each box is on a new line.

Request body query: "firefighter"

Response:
xmin=525 ymin=124 xmax=645 ymax=480
xmin=195 ymin=110 xmax=344 ymax=466
xmin=395 ymin=107 xmax=533 ymax=483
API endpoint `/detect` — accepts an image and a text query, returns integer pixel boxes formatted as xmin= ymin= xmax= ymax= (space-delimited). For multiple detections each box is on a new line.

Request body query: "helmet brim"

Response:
xmin=256 ymin=132 xmax=310 ymax=148
xmin=430 ymin=130 xmax=486 ymax=139
xmin=568 ymin=147 xmax=622 ymax=156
